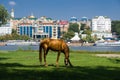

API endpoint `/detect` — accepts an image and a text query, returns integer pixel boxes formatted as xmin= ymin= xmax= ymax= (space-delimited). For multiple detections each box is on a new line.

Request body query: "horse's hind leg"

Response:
xmin=56 ymin=51 xmax=61 ymax=67
xmin=39 ymin=47 xmax=42 ymax=65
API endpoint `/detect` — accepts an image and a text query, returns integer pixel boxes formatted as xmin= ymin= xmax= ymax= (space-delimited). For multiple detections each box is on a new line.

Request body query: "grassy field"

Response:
xmin=0 ymin=50 xmax=120 ymax=80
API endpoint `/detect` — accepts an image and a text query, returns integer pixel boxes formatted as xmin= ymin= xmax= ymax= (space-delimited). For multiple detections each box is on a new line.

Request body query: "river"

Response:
xmin=0 ymin=45 xmax=120 ymax=52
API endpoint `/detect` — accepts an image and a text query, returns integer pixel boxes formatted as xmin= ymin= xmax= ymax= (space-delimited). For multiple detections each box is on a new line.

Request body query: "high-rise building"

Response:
xmin=18 ymin=23 xmax=33 ymax=38
xmin=91 ymin=16 xmax=112 ymax=39
xmin=17 ymin=17 xmax=36 ymax=38
xmin=59 ymin=20 xmax=69 ymax=33
xmin=34 ymin=17 xmax=61 ymax=39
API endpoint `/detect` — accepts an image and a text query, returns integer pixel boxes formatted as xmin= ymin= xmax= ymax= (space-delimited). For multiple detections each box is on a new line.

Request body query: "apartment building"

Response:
xmin=17 ymin=17 xmax=36 ymax=38
xmin=91 ymin=16 xmax=112 ymax=39
xmin=34 ymin=16 xmax=61 ymax=39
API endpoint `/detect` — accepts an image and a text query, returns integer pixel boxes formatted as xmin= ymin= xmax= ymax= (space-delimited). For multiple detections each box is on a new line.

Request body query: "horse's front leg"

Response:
xmin=68 ymin=59 xmax=73 ymax=67
xmin=56 ymin=51 xmax=61 ymax=67
xmin=44 ymin=49 xmax=49 ymax=66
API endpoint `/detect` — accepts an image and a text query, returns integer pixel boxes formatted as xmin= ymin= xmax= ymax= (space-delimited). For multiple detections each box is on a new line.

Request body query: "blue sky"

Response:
xmin=0 ymin=0 xmax=120 ymax=20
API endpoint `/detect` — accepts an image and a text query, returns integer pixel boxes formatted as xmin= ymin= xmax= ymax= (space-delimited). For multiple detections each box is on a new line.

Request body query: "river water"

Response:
xmin=0 ymin=45 xmax=120 ymax=52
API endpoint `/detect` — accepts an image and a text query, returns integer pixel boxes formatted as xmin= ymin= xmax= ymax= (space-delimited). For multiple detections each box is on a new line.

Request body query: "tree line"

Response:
xmin=111 ymin=20 xmax=120 ymax=37
xmin=0 ymin=29 xmax=30 ymax=41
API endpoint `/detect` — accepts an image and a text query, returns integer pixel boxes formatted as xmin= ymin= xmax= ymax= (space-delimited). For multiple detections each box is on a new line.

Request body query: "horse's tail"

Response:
xmin=39 ymin=43 xmax=42 ymax=65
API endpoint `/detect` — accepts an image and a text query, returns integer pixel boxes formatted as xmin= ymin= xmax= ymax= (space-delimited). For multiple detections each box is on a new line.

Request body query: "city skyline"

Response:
xmin=0 ymin=0 xmax=120 ymax=20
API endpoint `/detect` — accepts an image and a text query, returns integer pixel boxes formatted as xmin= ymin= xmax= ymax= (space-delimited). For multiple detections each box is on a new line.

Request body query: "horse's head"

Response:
xmin=63 ymin=44 xmax=71 ymax=66
xmin=64 ymin=58 xmax=73 ymax=67
xmin=64 ymin=58 xmax=69 ymax=66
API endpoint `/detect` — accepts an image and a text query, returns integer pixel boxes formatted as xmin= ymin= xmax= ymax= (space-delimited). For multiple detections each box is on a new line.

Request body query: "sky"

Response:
xmin=0 ymin=0 xmax=120 ymax=20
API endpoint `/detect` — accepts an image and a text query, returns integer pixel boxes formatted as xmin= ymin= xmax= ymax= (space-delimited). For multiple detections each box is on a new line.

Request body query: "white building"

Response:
xmin=11 ymin=9 xmax=14 ymax=18
xmin=91 ymin=16 xmax=112 ymax=39
xmin=0 ymin=23 xmax=12 ymax=36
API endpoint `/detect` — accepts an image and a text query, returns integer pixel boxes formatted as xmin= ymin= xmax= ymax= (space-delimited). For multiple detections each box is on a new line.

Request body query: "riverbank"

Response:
xmin=1 ymin=45 xmax=120 ymax=52
xmin=0 ymin=42 xmax=6 ymax=46
xmin=0 ymin=41 xmax=39 ymax=46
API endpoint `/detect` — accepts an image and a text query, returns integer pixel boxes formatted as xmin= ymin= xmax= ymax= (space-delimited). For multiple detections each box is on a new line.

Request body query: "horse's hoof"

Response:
xmin=56 ymin=65 xmax=59 ymax=67
xmin=44 ymin=64 xmax=48 ymax=67
xmin=40 ymin=63 xmax=43 ymax=65
xmin=40 ymin=63 xmax=44 ymax=67
xmin=48 ymin=64 xmax=54 ymax=66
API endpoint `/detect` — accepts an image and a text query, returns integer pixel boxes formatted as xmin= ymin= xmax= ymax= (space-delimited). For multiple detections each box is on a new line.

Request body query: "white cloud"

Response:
xmin=9 ymin=1 xmax=16 ymax=6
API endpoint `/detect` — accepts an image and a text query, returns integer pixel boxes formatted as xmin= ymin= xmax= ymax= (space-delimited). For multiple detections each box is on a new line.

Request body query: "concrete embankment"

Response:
xmin=67 ymin=43 xmax=94 ymax=46
xmin=0 ymin=42 xmax=94 ymax=46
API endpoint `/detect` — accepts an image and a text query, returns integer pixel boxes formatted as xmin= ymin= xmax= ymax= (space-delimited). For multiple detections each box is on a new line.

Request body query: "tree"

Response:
xmin=111 ymin=20 xmax=120 ymax=37
xmin=12 ymin=29 xmax=17 ymax=34
xmin=62 ymin=31 xmax=74 ymax=40
xmin=68 ymin=23 xmax=80 ymax=33
xmin=61 ymin=23 xmax=79 ymax=40
xmin=0 ymin=5 xmax=10 ymax=26
xmin=21 ymin=35 xmax=30 ymax=41
xmin=80 ymin=24 xmax=86 ymax=30
xmin=82 ymin=29 xmax=91 ymax=35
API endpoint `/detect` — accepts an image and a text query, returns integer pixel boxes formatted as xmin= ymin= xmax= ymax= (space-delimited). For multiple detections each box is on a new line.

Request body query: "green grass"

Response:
xmin=0 ymin=50 xmax=120 ymax=80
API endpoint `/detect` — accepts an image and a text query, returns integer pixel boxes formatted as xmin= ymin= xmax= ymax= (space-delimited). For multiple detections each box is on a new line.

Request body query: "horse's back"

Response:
xmin=40 ymin=38 xmax=50 ymax=43
xmin=41 ymin=38 xmax=65 ymax=44
xmin=40 ymin=38 xmax=68 ymax=51
xmin=48 ymin=39 xmax=64 ymax=50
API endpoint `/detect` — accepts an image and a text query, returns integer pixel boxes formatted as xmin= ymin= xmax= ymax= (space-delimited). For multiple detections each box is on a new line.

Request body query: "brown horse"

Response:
xmin=39 ymin=38 xmax=73 ymax=67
